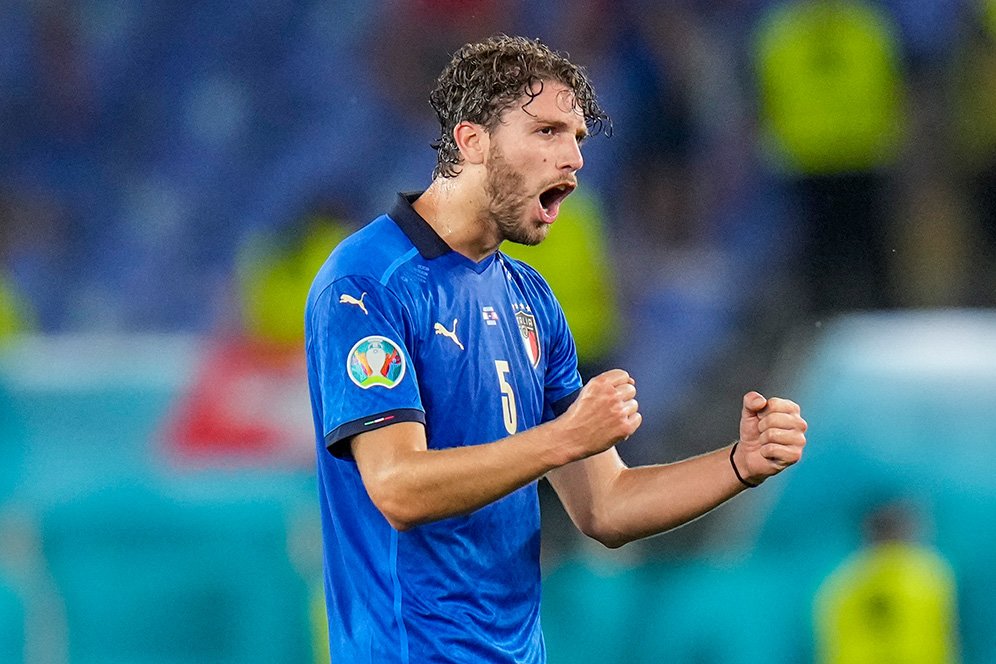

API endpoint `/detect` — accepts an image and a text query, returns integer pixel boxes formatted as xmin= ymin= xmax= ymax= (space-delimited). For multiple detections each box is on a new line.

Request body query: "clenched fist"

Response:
xmin=557 ymin=369 xmax=643 ymax=463
xmin=734 ymin=391 xmax=807 ymax=486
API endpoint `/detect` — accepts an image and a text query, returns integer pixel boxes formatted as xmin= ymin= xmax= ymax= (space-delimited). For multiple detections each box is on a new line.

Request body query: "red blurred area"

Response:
xmin=161 ymin=338 xmax=313 ymax=467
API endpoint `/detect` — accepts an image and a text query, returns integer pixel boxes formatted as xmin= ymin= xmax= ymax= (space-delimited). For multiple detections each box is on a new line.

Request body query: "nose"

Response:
xmin=559 ymin=136 xmax=583 ymax=173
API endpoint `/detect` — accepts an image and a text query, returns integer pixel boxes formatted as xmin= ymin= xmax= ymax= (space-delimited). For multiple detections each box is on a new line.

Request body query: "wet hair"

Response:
xmin=429 ymin=35 xmax=609 ymax=179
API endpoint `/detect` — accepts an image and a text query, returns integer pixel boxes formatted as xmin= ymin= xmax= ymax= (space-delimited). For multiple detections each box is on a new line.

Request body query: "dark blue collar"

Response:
xmin=389 ymin=191 xmax=451 ymax=259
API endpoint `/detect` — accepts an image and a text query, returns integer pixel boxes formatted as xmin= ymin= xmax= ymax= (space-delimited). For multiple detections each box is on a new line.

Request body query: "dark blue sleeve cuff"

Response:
xmin=324 ymin=408 xmax=426 ymax=459
xmin=550 ymin=388 xmax=581 ymax=418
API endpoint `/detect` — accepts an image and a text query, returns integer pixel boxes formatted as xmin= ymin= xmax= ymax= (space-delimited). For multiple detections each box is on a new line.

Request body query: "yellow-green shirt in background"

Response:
xmin=755 ymin=0 xmax=906 ymax=175
xmin=814 ymin=541 xmax=958 ymax=664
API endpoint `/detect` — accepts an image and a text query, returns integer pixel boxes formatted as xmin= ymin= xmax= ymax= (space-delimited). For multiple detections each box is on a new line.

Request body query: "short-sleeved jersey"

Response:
xmin=305 ymin=192 xmax=583 ymax=663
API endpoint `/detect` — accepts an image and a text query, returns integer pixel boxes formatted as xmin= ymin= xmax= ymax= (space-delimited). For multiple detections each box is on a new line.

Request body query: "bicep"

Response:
xmin=546 ymin=447 xmax=626 ymax=535
xmin=352 ymin=421 xmax=427 ymax=488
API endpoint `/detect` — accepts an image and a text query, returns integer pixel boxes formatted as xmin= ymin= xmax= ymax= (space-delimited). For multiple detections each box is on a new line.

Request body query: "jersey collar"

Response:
xmin=389 ymin=191 xmax=451 ymax=259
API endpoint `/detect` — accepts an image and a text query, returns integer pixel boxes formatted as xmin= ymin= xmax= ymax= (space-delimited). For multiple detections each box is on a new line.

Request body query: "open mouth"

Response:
xmin=538 ymin=182 xmax=576 ymax=222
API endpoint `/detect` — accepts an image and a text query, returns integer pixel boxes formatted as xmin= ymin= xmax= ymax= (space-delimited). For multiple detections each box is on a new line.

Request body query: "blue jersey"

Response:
xmin=305 ymin=193 xmax=583 ymax=663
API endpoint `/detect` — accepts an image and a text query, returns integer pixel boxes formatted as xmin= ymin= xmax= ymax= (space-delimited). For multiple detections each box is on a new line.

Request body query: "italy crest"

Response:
xmin=347 ymin=335 xmax=406 ymax=389
xmin=515 ymin=309 xmax=541 ymax=368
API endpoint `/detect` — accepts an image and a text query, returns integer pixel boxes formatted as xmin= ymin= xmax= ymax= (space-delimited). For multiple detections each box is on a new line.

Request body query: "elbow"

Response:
xmin=364 ymin=478 xmax=424 ymax=532
xmin=577 ymin=506 xmax=630 ymax=550
xmin=585 ymin=528 xmax=629 ymax=550
xmin=374 ymin=499 xmax=420 ymax=532
xmin=359 ymin=454 xmax=446 ymax=531
xmin=385 ymin=514 xmax=417 ymax=532
xmin=370 ymin=491 xmax=423 ymax=532
xmin=376 ymin=499 xmax=414 ymax=531
xmin=598 ymin=534 xmax=630 ymax=550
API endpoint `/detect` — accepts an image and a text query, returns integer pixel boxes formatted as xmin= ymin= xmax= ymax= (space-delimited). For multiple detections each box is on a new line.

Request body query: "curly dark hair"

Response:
xmin=429 ymin=35 xmax=609 ymax=179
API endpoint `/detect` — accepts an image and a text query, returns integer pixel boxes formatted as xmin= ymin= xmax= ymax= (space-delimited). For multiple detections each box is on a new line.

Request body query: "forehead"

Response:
xmin=503 ymin=80 xmax=585 ymax=130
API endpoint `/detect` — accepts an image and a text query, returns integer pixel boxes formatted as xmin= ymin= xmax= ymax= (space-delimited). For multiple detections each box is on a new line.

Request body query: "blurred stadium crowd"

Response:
xmin=3 ymin=0 xmax=996 ymax=662
xmin=3 ymin=0 xmax=996 ymax=440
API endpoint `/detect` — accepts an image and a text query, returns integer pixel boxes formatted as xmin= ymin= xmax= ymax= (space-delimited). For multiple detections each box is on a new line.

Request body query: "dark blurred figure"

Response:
xmin=618 ymin=2 xmax=741 ymax=251
xmin=814 ymin=500 xmax=959 ymax=664
xmin=948 ymin=0 xmax=996 ymax=305
xmin=754 ymin=0 xmax=907 ymax=314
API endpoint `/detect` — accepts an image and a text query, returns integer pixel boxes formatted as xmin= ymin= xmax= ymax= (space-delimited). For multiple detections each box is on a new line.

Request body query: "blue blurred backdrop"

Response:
xmin=3 ymin=0 xmax=996 ymax=662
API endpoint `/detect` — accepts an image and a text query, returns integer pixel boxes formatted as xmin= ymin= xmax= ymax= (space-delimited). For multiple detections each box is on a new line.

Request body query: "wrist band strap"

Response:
xmin=730 ymin=442 xmax=758 ymax=488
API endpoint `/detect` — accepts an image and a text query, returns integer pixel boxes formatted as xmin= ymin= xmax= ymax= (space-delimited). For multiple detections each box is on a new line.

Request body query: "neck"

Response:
xmin=413 ymin=176 xmax=502 ymax=263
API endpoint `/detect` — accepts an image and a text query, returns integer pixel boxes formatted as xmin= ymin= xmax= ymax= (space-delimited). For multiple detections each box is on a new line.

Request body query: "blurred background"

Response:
xmin=2 ymin=0 xmax=995 ymax=661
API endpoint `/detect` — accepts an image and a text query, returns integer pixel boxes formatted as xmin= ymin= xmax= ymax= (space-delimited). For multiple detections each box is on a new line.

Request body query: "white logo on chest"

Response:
xmin=433 ymin=319 xmax=464 ymax=351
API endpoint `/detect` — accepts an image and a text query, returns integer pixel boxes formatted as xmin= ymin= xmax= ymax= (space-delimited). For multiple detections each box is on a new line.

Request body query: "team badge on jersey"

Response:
xmin=514 ymin=307 xmax=541 ymax=368
xmin=347 ymin=335 xmax=406 ymax=389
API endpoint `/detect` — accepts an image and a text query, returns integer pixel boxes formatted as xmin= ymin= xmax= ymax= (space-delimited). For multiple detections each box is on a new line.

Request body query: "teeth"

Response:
xmin=540 ymin=184 xmax=573 ymax=212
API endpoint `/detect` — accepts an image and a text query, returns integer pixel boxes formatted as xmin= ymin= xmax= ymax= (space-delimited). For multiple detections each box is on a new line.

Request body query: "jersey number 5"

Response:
xmin=494 ymin=360 xmax=518 ymax=434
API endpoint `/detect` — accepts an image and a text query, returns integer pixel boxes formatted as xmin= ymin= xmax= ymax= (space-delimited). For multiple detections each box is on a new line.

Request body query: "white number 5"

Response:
xmin=494 ymin=360 xmax=518 ymax=434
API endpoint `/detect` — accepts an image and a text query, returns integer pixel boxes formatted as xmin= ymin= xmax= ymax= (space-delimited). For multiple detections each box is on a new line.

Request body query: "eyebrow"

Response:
xmin=533 ymin=117 xmax=589 ymax=142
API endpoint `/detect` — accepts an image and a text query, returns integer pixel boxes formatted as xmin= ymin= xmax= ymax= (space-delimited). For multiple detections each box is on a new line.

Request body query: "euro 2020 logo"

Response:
xmin=347 ymin=335 xmax=406 ymax=389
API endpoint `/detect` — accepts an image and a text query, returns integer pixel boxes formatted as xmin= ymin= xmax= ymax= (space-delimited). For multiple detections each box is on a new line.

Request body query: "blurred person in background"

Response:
xmin=163 ymin=204 xmax=354 ymax=464
xmin=236 ymin=203 xmax=354 ymax=348
xmin=814 ymin=500 xmax=959 ymax=664
xmin=949 ymin=0 xmax=996 ymax=306
xmin=754 ymin=0 xmax=907 ymax=314
xmin=305 ymin=34 xmax=808 ymax=663
xmin=873 ymin=0 xmax=976 ymax=309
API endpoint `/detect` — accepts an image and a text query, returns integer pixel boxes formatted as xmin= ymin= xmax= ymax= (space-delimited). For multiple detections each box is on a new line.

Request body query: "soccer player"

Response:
xmin=305 ymin=35 xmax=808 ymax=663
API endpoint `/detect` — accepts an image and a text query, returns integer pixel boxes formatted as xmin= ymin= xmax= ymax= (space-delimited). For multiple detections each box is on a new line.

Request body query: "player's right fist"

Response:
xmin=558 ymin=369 xmax=642 ymax=461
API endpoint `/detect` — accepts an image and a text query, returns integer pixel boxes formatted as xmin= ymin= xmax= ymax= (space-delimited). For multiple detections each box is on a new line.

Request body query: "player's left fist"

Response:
xmin=735 ymin=391 xmax=807 ymax=485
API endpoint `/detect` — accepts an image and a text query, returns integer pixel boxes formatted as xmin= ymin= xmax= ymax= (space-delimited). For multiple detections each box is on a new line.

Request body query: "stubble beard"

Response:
xmin=482 ymin=145 xmax=549 ymax=247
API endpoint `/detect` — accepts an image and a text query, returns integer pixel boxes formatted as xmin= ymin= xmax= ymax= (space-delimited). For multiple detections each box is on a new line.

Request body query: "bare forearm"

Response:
xmin=550 ymin=392 xmax=806 ymax=548
xmin=355 ymin=370 xmax=642 ymax=531
xmin=361 ymin=422 xmax=566 ymax=529
xmin=599 ymin=444 xmax=744 ymax=546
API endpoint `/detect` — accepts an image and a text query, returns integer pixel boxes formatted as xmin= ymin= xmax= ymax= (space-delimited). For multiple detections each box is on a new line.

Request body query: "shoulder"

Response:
xmin=308 ymin=216 xmax=417 ymax=301
xmin=325 ymin=216 xmax=415 ymax=284
xmin=305 ymin=216 xmax=424 ymax=339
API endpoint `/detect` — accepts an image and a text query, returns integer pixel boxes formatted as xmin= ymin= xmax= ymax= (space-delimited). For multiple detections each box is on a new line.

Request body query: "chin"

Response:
xmin=504 ymin=224 xmax=549 ymax=247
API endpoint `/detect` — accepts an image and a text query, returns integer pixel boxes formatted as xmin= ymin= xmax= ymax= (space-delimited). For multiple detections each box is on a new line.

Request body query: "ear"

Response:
xmin=453 ymin=121 xmax=488 ymax=167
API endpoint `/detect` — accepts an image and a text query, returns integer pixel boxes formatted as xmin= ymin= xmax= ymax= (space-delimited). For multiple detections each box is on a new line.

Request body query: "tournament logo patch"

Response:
xmin=346 ymin=335 xmax=406 ymax=389
xmin=515 ymin=308 xmax=541 ymax=368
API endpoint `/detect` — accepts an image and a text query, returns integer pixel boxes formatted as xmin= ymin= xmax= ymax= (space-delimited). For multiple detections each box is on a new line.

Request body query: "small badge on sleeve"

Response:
xmin=347 ymin=335 xmax=406 ymax=389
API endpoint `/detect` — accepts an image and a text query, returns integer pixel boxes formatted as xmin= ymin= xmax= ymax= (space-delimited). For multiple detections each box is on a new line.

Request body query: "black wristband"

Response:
xmin=730 ymin=442 xmax=759 ymax=488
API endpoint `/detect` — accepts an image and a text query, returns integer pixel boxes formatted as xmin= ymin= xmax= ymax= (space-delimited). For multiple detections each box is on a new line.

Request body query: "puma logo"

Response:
xmin=339 ymin=292 xmax=368 ymax=315
xmin=433 ymin=319 xmax=464 ymax=351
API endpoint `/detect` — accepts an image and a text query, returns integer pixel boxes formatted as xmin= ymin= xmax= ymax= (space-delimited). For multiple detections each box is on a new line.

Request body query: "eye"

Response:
xmin=538 ymin=126 xmax=555 ymax=136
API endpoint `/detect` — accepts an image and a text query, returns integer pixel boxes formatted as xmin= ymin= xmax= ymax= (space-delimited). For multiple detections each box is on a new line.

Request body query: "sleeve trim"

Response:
xmin=324 ymin=408 xmax=426 ymax=459
xmin=550 ymin=388 xmax=581 ymax=418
